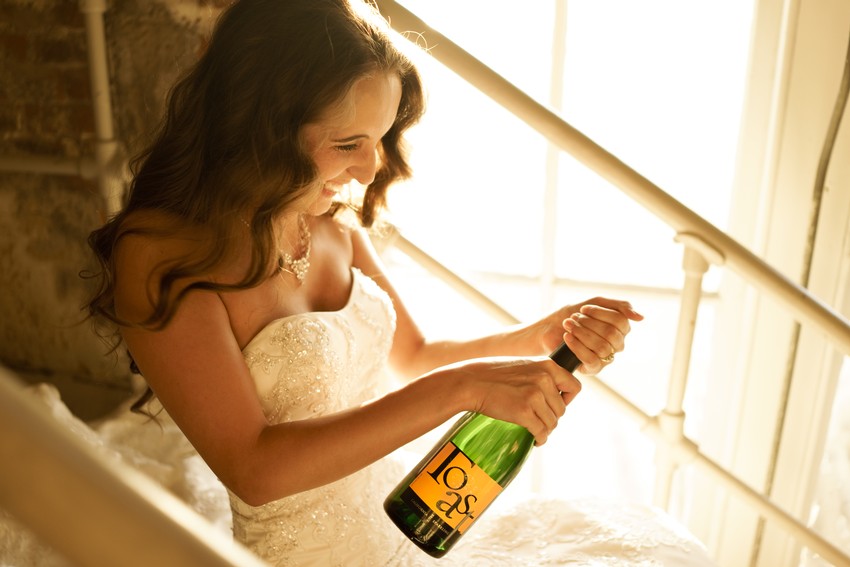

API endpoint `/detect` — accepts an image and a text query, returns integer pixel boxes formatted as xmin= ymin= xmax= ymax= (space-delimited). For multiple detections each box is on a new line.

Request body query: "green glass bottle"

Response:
xmin=384 ymin=343 xmax=581 ymax=558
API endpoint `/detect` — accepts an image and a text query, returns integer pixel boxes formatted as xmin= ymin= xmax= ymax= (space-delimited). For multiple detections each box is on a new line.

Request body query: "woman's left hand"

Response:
xmin=536 ymin=297 xmax=644 ymax=375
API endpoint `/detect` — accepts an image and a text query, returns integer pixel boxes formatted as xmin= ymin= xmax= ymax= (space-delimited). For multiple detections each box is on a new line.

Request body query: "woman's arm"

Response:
xmin=116 ymin=231 xmax=578 ymax=507
xmin=350 ymin=228 xmax=643 ymax=380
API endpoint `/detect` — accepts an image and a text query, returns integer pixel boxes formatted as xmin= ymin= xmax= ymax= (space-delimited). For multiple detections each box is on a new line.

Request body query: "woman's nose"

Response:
xmin=349 ymin=147 xmax=378 ymax=186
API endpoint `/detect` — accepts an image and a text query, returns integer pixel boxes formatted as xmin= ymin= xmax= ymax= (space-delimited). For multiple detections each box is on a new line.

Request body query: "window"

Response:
xmin=384 ymin=0 xmax=754 ymax=506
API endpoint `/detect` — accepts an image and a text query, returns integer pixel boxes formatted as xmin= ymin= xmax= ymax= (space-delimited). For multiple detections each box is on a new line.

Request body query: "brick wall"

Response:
xmin=0 ymin=0 xmax=224 ymax=419
xmin=1 ymin=2 xmax=94 ymax=160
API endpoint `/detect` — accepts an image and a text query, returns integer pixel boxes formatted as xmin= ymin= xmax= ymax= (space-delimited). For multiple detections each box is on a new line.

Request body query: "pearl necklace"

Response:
xmin=241 ymin=215 xmax=311 ymax=285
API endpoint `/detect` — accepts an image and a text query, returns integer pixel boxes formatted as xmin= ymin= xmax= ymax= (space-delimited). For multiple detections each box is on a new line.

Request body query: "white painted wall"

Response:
xmin=692 ymin=0 xmax=850 ymax=564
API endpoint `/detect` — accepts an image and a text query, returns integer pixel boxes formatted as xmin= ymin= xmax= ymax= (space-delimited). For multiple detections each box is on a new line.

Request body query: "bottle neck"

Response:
xmin=549 ymin=343 xmax=580 ymax=371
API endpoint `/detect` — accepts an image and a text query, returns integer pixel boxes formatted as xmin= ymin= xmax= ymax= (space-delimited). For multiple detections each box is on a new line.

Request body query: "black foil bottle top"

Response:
xmin=549 ymin=343 xmax=581 ymax=372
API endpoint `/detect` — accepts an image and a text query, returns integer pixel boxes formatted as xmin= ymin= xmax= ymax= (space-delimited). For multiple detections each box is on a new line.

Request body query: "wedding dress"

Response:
xmin=0 ymin=268 xmax=717 ymax=567
xmin=230 ymin=268 xmax=715 ymax=566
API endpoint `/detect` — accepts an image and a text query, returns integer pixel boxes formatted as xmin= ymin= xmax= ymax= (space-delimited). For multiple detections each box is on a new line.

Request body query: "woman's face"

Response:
xmin=302 ymin=72 xmax=403 ymax=215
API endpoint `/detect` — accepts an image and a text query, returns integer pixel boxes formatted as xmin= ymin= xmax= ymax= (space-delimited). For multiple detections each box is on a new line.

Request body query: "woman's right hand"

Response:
xmin=441 ymin=357 xmax=582 ymax=446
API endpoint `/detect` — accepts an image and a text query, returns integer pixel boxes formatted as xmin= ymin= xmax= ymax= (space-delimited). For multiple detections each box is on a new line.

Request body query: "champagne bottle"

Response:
xmin=384 ymin=343 xmax=581 ymax=558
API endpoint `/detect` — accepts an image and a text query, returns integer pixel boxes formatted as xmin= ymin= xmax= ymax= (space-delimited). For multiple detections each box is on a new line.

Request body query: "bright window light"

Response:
xmin=385 ymin=0 xmax=754 ymax=503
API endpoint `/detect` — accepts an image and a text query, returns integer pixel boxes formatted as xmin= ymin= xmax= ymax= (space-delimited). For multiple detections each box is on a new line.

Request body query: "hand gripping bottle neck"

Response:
xmin=384 ymin=343 xmax=580 ymax=558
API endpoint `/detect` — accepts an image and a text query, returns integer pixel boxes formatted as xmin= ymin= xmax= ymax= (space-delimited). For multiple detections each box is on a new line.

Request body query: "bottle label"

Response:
xmin=408 ymin=441 xmax=502 ymax=534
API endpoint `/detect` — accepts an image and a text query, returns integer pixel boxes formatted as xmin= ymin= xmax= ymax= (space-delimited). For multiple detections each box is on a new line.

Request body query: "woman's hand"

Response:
xmin=534 ymin=297 xmax=644 ymax=375
xmin=443 ymin=356 xmax=582 ymax=446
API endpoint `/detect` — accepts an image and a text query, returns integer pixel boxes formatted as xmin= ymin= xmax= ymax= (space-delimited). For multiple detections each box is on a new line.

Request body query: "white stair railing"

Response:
xmin=372 ymin=2 xmax=850 ymax=565
xmin=374 ymin=0 xmax=850 ymax=357
xmin=378 ymin=227 xmax=850 ymax=567
xmin=1 ymin=1 xmax=848 ymax=566
xmin=0 ymin=365 xmax=267 ymax=567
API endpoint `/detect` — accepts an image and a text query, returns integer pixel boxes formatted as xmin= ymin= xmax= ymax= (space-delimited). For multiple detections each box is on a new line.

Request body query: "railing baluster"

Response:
xmin=653 ymin=235 xmax=716 ymax=509
xmin=374 ymin=0 xmax=850 ymax=356
xmin=382 ymin=226 xmax=850 ymax=566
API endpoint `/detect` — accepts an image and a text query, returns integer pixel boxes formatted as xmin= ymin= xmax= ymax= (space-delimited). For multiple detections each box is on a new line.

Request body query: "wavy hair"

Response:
xmin=85 ymin=0 xmax=425 ymax=408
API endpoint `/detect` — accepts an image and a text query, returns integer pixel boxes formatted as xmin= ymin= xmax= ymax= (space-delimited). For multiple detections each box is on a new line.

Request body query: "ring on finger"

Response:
xmin=601 ymin=352 xmax=615 ymax=363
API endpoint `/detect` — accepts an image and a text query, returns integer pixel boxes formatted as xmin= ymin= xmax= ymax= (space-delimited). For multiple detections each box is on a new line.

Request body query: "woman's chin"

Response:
xmin=307 ymin=196 xmax=336 ymax=216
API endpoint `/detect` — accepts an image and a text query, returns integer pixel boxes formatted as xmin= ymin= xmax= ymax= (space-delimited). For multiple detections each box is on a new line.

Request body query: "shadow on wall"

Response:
xmin=0 ymin=0 xmax=227 ymax=420
xmin=0 ymin=173 xmax=133 ymax=421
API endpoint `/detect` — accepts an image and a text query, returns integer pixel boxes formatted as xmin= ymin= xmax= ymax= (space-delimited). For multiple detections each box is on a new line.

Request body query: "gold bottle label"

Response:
xmin=409 ymin=441 xmax=502 ymax=534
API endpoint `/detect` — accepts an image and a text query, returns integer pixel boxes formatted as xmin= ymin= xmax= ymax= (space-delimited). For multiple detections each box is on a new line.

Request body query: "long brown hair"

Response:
xmin=85 ymin=0 xmax=425 ymax=406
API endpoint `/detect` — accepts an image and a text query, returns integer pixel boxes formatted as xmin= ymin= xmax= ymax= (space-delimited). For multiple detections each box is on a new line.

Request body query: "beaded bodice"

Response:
xmin=240 ymin=268 xmax=393 ymax=425
xmin=0 ymin=268 xmax=717 ymax=567
xmin=231 ymin=267 xmax=405 ymax=566
xmin=226 ymin=268 xmax=717 ymax=567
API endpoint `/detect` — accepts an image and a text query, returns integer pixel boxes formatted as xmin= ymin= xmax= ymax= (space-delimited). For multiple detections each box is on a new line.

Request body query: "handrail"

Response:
xmin=379 ymin=227 xmax=850 ymax=567
xmin=583 ymin=371 xmax=850 ymax=567
xmin=0 ymin=367 xmax=267 ymax=567
xmin=379 ymin=226 xmax=521 ymax=323
xmin=2 ymin=2 xmax=846 ymax=567
xmin=374 ymin=2 xmax=850 ymax=564
xmin=374 ymin=0 xmax=850 ymax=356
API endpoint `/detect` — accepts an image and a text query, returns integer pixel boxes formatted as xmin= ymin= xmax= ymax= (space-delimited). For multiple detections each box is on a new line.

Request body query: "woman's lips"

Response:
xmin=323 ymin=183 xmax=343 ymax=197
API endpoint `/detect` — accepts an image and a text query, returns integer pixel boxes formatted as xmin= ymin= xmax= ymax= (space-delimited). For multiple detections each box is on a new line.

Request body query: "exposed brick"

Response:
xmin=77 ymin=131 xmax=96 ymax=156
xmin=0 ymin=0 xmax=210 ymax=388
xmin=27 ymin=100 xmax=95 ymax=142
xmin=22 ymin=102 xmax=69 ymax=138
xmin=54 ymin=67 xmax=92 ymax=102
xmin=66 ymin=101 xmax=95 ymax=135
xmin=21 ymin=103 xmax=41 ymax=131
xmin=35 ymin=32 xmax=88 ymax=65
xmin=12 ymin=136 xmax=65 ymax=156
xmin=0 ymin=104 xmax=20 ymax=133
xmin=63 ymin=175 xmax=97 ymax=195
xmin=0 ymin=68 xmax=14 ymax=102
xmin=0 ymin=33 xmax=29 ymax=63
xmin=0 ymin=5 xmax=43 ymax=33
xmin=51 ymin=3 xmax=86 ymax=29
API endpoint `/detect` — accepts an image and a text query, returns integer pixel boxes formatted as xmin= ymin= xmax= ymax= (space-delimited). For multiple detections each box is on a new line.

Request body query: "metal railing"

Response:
xmin=373 ymin=1 xmax=850 ymax=565
xmin=0 ymin=367 xmax=266 ymax=567
xmin=378 ymin=227 xmax=850 ymax=567
xmin=373 ymin=0 xmax=850 ymax=357
xmin=1 ymin=1 xmax=849 ymax=566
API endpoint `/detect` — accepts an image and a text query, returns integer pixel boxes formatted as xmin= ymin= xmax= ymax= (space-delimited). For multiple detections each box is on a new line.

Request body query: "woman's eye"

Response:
xmin=334 ymin=143 xmax=359 ymax=153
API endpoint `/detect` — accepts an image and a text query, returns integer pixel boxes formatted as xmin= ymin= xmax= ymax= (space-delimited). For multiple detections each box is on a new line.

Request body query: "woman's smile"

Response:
xmin=322 ymin=182 xmax=344 ymax=198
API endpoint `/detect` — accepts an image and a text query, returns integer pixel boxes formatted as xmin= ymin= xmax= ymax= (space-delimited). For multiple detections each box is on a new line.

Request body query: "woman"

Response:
xmin=85 ymin=1 xmax=711 ymax=565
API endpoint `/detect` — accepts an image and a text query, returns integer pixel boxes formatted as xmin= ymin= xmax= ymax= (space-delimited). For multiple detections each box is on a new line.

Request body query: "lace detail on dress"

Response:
xmin=230 ymin=268 xmax=717 ymax=567
xmin=231 ymin=268 xmax=400 ymax=566
xmin=452 ymin=497 xmax=711 ymax=567
xmin=245 ymin=318 xmax=341 ymax=423
xmin=230 ymin=464 xmax=400 ymax=567
xmin=0 ymin=269 xmax=717 ymax=567
xmin=241 ymin=268 xmax=395 ymax=425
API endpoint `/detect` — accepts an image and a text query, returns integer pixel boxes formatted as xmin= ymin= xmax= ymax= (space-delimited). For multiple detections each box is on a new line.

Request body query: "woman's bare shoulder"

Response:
xmin=113 ymin=210 xmax=216 ymax=322
xmin=117 ymin=209 xmax=207 ymax=249
xmin=114 ymin=212 xmax=207 ymax=280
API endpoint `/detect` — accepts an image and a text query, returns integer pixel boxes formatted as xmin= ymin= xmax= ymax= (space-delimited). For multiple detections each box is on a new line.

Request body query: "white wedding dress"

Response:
xmin=0 ymin=268 xmax=717 ymax=567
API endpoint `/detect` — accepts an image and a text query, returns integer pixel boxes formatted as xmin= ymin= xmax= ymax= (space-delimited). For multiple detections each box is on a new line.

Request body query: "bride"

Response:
xmin=78 ymin=0 xmax=712 ymax=565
